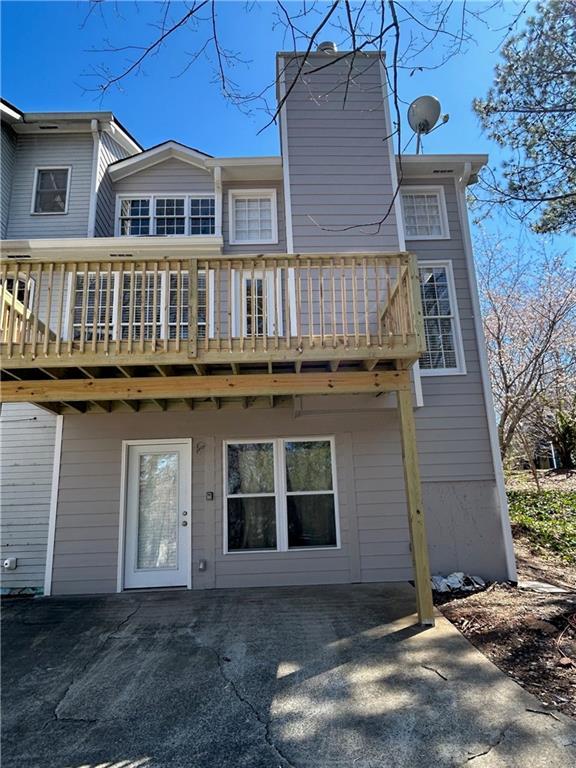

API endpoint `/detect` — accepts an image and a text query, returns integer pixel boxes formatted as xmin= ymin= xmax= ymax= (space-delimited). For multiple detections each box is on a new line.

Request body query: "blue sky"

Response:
xmin=1 ymin=1 xmax=573 ymax=253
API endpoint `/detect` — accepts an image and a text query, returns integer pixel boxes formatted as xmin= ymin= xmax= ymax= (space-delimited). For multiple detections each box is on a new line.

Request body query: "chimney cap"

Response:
xmin=317 ymin=41 xmax=338 ymax=54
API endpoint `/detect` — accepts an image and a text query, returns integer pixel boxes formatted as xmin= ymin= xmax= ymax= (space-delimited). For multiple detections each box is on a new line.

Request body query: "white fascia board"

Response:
xmin=109 ymin=142 xmax=211 ymax=181
xmin=1 ymin=102 xmax=23 ymax=122
xmin=204 ymin=157 xmax=282 ymax=168
xmin=103 ymin=121 xmax=142 ymax=155
xmin=0 ymin=235 xmax=224 ymax=258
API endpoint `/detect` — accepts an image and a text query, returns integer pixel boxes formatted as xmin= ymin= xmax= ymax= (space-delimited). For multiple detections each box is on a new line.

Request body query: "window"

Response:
xmin=116 ymin=195 xmax=216 ymax=237
xmin=418 ymin=262 xmax=465 ymax=374
xmin=119 ymin=199 xmax=150 ymax=236
xmin=229 ymin=189 xmax=278 ymax=245
xmin=32 ymin=168 xmax=70 ymax=214
xmin=401 ymin=186 xmax=449 ymax=239
xmin=224 ymin=438 xmax=339 ymax=553
xmin=155 ymin=198 xmax=185 ymax=236
xmin=0 ymin=276 xmax=35 ymax=307
xmin=190 ymin=197 xmax=215 ymax=235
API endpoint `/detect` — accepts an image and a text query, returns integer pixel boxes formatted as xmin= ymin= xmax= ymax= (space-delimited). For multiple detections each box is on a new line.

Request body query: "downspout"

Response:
xmin=86 ymin=118 xmax=100 ymax=237
xmin=457 ymin=162 xmax=517 ymax=581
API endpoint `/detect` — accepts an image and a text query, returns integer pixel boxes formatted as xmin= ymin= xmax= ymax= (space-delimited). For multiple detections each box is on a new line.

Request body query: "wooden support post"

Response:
xmin=397 ymin=387 xmax=435 ymax=626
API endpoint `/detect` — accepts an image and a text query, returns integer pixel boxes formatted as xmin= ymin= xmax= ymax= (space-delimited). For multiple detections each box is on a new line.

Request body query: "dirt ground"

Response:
xmin=506 ymin=469 xmax=576 ymax=492
xmin=437 ymin=537 xmax=576 ymax=719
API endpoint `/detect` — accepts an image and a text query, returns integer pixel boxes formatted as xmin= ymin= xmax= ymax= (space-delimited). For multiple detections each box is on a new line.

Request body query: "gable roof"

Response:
xmin=109 ymin=140 xmax=213 ymax=181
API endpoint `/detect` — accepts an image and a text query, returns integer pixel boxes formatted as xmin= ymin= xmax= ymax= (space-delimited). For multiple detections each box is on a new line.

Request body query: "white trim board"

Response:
xmin=278 ymin=64 xmax=295 ymax=254
xmin=455 ymin=173 xmax=517 ymax=581
xmin=43 ymin=414 xmax=63 ymax=597
xmin=379 ymin=59 xmax=406 ymax=252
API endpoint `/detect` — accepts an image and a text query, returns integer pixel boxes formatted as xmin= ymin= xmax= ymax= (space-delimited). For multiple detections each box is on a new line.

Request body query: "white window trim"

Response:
xmin=63 ymin=267 xmax=215 ymax=341
xmin=222 ymin=436 xmax=340 ymax=555
xmin=31 ymin=166 xmax=72 ymax=215
xmin=228 ymin=188 xmax=278 ymax=246
xmin=114 ymin=193 xmax=217 ymax=237
xmin=419 ymin=259 xmax=467 ymax=376
xmin=401 ymin=185 xmax=450 ymax=241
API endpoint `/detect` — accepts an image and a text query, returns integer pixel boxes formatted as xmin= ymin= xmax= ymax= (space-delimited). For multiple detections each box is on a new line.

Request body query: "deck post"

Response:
xmin=397 ymin=387 xmax=435 ymax=626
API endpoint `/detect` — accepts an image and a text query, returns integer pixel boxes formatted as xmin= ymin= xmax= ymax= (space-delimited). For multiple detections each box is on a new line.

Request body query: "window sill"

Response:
xmin=229 ymin=239 xmax=279 ymax=246
xmin=224 ymin=545 xmax=341 ymax=555
xmin=420 ymin=368 xmax=467 ymax=377
xmin=30 ymin=211 xmax=69 ymax=216
xmin=405 ymin=234 xmax=451 ymax=241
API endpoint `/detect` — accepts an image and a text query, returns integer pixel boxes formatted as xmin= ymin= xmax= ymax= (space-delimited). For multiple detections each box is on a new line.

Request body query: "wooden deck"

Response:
xmin=1 ymin=250 xmax=425 ymax=413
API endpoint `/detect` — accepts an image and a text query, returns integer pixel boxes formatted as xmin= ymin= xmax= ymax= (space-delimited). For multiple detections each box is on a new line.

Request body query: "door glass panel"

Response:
xmin=137 ymin=452 xmax=178 ymax=569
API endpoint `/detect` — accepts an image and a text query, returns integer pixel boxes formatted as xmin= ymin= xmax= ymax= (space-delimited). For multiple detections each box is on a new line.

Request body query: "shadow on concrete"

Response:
xmin=2 ymin=583 xmax=574 ymax=768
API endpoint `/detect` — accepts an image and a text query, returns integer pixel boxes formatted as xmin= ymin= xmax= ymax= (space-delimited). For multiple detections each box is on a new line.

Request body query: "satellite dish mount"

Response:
xmin=408 ymin=95 xmax=442 ymax=154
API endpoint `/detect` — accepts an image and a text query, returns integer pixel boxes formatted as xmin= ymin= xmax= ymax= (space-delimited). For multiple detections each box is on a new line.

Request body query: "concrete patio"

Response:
xmin=2 ymin=583 xmax=574 ymax=768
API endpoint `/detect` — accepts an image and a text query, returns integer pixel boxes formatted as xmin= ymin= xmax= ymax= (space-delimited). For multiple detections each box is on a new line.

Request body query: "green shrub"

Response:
xmin=507 ymin=490 xmax=576 ymax=563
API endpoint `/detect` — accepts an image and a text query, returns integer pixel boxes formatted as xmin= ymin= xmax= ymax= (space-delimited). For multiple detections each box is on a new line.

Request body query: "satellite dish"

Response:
xmin=408 ymin=96 xmax=442 ymax=153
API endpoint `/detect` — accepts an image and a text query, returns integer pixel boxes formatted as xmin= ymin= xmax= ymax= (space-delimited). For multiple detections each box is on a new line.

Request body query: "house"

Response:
xmin=0 ymin=49 xmax=516 ymax=624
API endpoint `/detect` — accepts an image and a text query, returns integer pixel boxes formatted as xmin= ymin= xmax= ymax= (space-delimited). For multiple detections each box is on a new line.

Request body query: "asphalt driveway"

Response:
xmin=2 ymin=583 xmax=575 ymax=768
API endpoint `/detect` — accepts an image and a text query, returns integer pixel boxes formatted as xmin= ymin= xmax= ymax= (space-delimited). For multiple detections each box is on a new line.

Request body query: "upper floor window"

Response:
xmin=116 ymin=194 xmax=215 ymax=237
xmin=418 ymin=262 xmax=465 ymax=375
xmin=229 ymin=189 xmax=278 ymax=245
xmin=32 ymin=167 xmax=70 ymax=215
xmin=401 ymin=186 xmax=449 ymax=240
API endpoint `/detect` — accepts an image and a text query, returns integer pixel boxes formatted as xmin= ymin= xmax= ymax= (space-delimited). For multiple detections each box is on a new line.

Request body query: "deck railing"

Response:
xmin=0 ymin=252 xmax=424 ymax=367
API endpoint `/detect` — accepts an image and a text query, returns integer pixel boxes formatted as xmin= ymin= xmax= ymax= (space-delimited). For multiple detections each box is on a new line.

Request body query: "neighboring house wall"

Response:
xmin=279 ymin=52 xmax=401 ymax=252
xmin=94 ymin=133 xmax=132 ymax=237
xmin=1 ymin=122 xmax=16 ymax=239
xmin=6 ymin=133 xmax=94 ymax=239
xmin=0 ymin=403 xmax=57 ymax=593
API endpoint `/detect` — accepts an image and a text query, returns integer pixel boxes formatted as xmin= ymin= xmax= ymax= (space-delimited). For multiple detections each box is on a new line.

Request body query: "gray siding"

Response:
xmin=94 ymin=133 xmax=132 ymax=237
xmin=222 ymin=180 xmax=286 ymax=253
xmin=409 ymin=178 xmax=495 ymax=482
xmin=6 ymin=133 xmax=94 ymax=239
xmin=0 ymin=403 xmax=57 ymax=591
xmin=280 ymin=52 xmax=400 ymax=252
xmin=1 ymin=122 xmax=16 ymax=239
xmin=113 ymin=157 xmax=214 ymax=196
xmin=49 ymin=405 xmax=509 ymax=596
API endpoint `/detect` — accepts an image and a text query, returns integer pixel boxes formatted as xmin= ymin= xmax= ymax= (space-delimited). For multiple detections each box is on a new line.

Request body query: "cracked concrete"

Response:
xmin=2 ymin=583 xmax=575 ymax=768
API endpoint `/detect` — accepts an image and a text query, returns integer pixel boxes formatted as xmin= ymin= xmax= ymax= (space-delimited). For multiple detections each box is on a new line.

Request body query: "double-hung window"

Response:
xmin=229 ymin=189 xmax=278 ymax=245
xmin=401 ymin=186 xmax=449 ymax=239
xmin=32 ymin=167 xmax=70 ymax=214
xmin=224 ymin=438 xmax=339 ymax=552
xmin=116 ymin=195 xmax=216 ymax=236
xmin=418 ymin=262 xmax=465 ymax=374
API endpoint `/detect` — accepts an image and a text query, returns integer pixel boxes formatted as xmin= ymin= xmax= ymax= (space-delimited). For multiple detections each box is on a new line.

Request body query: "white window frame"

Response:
xmin=223 ymin=436 xmax=340 ymax=554
xmin=228 ymin=188 xmax=278 ymax=245
xmin=401 ymin=185 xmax=450 ymax=240
xmin=114 ymin=193 xmax=217 ymax=237
xmin=64 ymin=268 xmax=215 ymax=341
xmin=31 ymin=166 xmax=71 ymax=215
xmin=418 ymin=260 xmax=466 ymax=376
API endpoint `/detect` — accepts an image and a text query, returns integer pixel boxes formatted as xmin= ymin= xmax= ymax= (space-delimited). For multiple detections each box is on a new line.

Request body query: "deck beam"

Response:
xmin=0 ymin=370 xmax=410 ymax=404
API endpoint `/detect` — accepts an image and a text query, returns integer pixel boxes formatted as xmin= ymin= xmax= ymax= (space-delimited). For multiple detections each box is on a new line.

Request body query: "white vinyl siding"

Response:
xmin=401 ymin=186 xmax=450 ymax=240
xmin=419 ymin=261 xmax=465 ymax=375
xmin=115 ymin=194 xmax=215 ymax=237
xmin=229 ymin=189 xmax=278 ymax=245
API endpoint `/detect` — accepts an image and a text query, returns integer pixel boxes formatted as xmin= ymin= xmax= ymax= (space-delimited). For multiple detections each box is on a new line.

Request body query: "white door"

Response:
xmin=123 ymin=441 xmax=191 ymax=589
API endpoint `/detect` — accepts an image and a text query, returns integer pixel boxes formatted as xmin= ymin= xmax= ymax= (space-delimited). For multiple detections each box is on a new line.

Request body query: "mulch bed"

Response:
xmin=436 ymin=537 xmax=576 ymax=719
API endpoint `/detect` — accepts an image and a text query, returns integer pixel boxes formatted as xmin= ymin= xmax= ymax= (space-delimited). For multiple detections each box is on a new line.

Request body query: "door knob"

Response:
xmin=182 ymin=520 xmax=188 ymax=527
